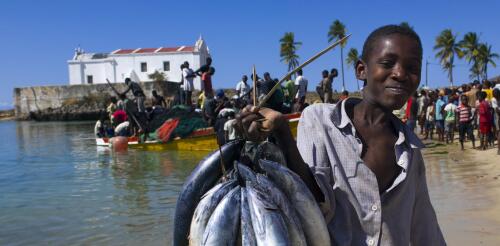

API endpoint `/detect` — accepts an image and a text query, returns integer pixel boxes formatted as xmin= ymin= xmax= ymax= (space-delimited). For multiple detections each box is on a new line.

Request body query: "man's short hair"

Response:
xmin=361 ymin=24 xmax=423 ymax=62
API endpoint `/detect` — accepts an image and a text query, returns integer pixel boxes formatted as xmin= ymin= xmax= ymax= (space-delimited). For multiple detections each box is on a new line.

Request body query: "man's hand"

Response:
xmin=235 ymin=105 xmax=287 ymax=142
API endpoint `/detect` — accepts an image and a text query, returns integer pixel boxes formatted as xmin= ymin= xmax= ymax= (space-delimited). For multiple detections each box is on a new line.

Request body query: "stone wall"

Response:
xmin=14 ymin=81 xmax=180 ymax=121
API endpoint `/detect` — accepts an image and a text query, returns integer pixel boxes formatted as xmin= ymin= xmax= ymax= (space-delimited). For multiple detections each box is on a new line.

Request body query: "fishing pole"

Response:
xmin=258 ymin=34 xmax=351 ymax=108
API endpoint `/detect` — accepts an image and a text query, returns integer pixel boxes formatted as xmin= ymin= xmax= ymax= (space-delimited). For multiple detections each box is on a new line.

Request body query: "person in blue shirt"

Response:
xmin=435 ymin=90 xmax=446 ymax=142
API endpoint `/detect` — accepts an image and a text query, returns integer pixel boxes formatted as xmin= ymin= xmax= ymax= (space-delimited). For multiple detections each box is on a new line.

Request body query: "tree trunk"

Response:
xmin=340 ymin=47 xmax=345 ymax=91
xmin=449 ymin=56 xmax=454 ymax=87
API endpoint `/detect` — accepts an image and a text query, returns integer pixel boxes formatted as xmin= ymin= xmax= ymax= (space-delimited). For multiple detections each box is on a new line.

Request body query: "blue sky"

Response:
xmin=1 ymin=0 xmax=499 ymax=109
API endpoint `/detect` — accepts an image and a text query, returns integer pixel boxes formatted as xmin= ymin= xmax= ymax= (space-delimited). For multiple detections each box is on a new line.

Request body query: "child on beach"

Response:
xmin=456 ymin=94 xmax=475 ymax=150
xmin=444 ymin=97 xmax=457 ymax=143
xmin=478 ymin=91 xmax=492 ymax=150
xmin=237 ymin=24 xmax=445 ymax=245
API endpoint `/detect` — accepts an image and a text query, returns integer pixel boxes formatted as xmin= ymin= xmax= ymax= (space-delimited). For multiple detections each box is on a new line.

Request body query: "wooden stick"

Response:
xmin=252 ymin=65 xmax=257 ymax=106
xmin=258 ymin=34 xmax=351 ymax=108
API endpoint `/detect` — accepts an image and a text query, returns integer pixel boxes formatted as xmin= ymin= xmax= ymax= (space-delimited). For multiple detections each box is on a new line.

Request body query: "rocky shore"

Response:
xmin=0 ymin=109 xmax=15 ymax=121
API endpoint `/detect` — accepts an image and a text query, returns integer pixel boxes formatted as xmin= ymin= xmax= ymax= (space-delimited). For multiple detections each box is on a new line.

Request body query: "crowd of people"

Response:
xmin=399 ymin=80 xmax=500 ymax=154
xmin=94 ymin=52 xmax=352 ymax=145
xmin=94 ymin=54 xmax=500 ymax=156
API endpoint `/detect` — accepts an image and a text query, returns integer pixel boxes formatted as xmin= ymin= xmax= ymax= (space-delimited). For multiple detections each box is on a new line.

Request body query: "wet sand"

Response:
xmin=423 ymin=139 xmax=500 ymax=245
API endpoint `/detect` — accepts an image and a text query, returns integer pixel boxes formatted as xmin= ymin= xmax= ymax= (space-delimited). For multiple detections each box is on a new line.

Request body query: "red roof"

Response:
xmin=158 ymin=47 xmax=180 ymax=52
xmin=113 ymin=49 xmax=136 ymax=54
xmin=112 ymin=46 xmax=196 ymax=55
xmin=135 ymin=48 xmax=158 ymax=53
xmin=180 ymin=46 xmax=194 ymax=52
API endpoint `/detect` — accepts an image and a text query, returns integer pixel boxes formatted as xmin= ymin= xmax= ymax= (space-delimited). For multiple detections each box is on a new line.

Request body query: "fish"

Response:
xmin=258 ymin=159 xmax=331 ymax=246
xmin=173 ymin=140 xmax=244 ymax=246
xmin=201 ymin=186 xmax=241 ymax=246
xmin=246 ymin=182 xmax=290 ymax=246
xmin=189 ymin=180 xmax=237 ymax=246
xmin=236 ymin=162 xmax=257 ymax=183
xmin=240 ymin=187 xmax=257 ymax=246
xmin=255 ymin=174 xmax=307 ymax=246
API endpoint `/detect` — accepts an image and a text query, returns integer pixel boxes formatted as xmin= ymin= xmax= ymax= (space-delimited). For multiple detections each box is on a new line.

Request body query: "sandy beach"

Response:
xmin=423 ymin=138 xmax=500 ymax=245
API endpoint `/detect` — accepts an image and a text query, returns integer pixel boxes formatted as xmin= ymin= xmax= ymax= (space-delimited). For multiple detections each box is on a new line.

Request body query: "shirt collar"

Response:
xmin=331 ymin=97 xmax=425 ymax=149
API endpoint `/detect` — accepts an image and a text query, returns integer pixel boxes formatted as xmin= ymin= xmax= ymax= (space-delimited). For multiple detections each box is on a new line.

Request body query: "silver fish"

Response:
xmin=256 ymin=174 xmax=307 ymax=246
xmin=189 ymin=180 xmax=237 ymax=246
xmin=236 ymin=162 xmax=257 ymax=183
xmin=246 ymin=182 xmax=290 ymax=246
xmin=174 ymin=140 xmax=244 ymax=246
xmin=259 ymin=159 xmax=331 ymax=246
xmin=241 ymin=187 xmax=257 ymax=246
xmin=202 ymin=186 xmax=241 ymax=246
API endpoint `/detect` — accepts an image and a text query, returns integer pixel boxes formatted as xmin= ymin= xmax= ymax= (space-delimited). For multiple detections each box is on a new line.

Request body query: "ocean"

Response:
xmin=0 ymin=120 xmax=208 ymax=245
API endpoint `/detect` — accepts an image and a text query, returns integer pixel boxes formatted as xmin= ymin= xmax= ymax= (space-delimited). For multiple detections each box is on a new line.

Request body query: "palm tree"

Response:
xmin=346 ymin=48 xmax=360 ymax=90
xmin=279 ymin=32 xmax=302 ymax=72
xmin=328 ymin=20 xmax=347 ymax=91
xmin=459 ymin=32 xmax=481 ymax=80
xmin=433 ymin=29 xmax=462 ymax=86
xmin=477 ymin=43 xmax=499 ymax=79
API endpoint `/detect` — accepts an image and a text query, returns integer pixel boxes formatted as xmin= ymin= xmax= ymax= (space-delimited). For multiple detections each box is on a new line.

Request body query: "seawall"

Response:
xmin=14 ymin=81 xmax=180 ymax=121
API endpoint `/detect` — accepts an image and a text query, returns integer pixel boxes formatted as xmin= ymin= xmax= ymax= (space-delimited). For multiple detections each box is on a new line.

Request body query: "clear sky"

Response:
xmin=1 ymin=0 xmax=499 ymax=109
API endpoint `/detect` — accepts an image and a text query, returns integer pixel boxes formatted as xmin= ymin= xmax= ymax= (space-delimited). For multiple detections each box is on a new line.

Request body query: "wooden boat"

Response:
xmin=96 ymin=113 xmax=301 ymax=151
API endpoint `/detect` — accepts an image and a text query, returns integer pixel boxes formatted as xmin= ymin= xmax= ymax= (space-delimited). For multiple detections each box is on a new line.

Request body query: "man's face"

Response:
xmin=242 ymin=76 xmax=247 ymax=82
xmin=356 ymin=34 xmax=421 ymax=110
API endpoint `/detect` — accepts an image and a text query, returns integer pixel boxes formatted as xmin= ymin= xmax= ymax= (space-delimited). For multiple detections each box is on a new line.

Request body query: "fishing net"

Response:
xmin=143 ymin=105 xmax=209 ymax=142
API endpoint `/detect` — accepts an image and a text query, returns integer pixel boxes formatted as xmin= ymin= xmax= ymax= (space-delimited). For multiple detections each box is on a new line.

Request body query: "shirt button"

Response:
xmin=368 ymin=239 xmax=374 ymax=245
xmin=371 ymin=205 xmax=378 ymax=211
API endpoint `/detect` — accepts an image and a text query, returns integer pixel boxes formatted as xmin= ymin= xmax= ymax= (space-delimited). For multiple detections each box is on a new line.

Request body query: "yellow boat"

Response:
xmin=96 ymin=113 xmax=300 ymax=151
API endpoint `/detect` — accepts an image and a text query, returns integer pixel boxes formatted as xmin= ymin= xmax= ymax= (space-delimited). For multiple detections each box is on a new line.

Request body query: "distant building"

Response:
xmin=67 ymin=37 xmax=210 ymax=89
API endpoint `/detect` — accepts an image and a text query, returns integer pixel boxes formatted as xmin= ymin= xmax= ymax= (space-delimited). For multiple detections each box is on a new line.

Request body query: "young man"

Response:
xmin=425 ymin=94 xmax=436 ymax=140
xmin=295 ymin=69 xmax=308 ymax=107
xmin=444 ymin=97 xmax=457 ymax=143
xmin=236 ymin=75 xmax=250 ymax=102
xmin=237 ymin=24 xmax=445 ymax=245
xmin=456 ymin=94 xmax=475 ymax=150
xmin=195 ymin=57 xmax=214 ymax=97
xmin=435 ymin=90 xmax=446 ymax=141
xmin=182 ymin=62 xmax=196 ymax=106
xmin=122 ymin=78 xmax=146 ymax=113
xmin=319 ymin=70 xmax=331 ymax=103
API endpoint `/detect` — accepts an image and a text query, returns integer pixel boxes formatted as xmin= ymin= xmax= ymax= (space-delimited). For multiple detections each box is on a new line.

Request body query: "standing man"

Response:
xmin=326 ymin=69 xmax=338 ymax=103
xmin=178 ymin=64 xmax=185 ymax=105
xmin=320 ymin=70 xmax=332 ymax=103
xmin=195 ymin=57 xmax=214 ymax=97
xmin=295 ymin=69 xmax=308 ymax=110
xmin=435 ymin=90 xmax=446 ymax=142
xmin=123 ymin=78 xmax=146 ymax=113
xmin=182 ymin=61 xmax=196 ymax=106
xmin=236 ymin=75 xmax=250 ymax=102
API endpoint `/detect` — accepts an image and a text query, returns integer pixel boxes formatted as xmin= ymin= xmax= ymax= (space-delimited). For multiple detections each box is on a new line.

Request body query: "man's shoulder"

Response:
xmin=300 ymin=103 xmax=336 ymax=126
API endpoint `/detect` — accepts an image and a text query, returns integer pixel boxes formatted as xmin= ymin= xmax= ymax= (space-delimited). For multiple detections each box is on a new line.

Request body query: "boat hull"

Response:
xmin=96 ymin=113 xmax=300 ymax=151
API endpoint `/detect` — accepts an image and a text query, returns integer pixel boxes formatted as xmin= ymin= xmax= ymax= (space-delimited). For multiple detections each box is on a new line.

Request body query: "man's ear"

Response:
xmin=355 ymin=59 xmax=367 ymax=81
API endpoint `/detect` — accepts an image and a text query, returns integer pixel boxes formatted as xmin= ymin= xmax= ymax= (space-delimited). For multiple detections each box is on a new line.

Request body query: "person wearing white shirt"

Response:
xmin=236 ymin=75 xmax=250 ymax=100
xmin=295 ymin=69 xmax=308 ymax=110
xmin=182 ymin=61 xmax=196 ymax=105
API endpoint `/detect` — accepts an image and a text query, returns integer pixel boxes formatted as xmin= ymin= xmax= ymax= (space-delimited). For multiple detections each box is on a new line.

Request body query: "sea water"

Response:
xmin=0 ymin=121 xmax=207 ymax=245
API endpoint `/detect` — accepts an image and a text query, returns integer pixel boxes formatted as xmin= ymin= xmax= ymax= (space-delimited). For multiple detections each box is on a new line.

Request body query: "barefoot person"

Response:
xmin=237 ymin=24 xmax=445 ymax=245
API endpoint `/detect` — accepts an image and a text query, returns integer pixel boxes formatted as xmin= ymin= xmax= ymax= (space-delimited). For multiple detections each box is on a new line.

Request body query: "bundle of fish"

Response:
xmin=173 ymin=140 xmax=331 ymax=246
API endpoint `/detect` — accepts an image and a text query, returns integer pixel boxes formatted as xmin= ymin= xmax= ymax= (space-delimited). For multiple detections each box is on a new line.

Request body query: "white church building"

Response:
xmin=67 ymin=37 xmax=210 ymax=89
